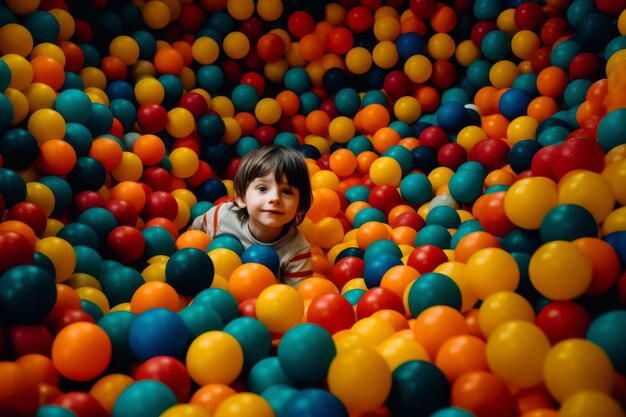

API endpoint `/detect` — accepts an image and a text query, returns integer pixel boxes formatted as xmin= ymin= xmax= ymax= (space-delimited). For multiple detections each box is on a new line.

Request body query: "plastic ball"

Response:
xmin=406 ymin=272 xmax=462 ymax=317
xmin=106 ymin=226 xmax=145 ymax=265
xmin=535 ymin=300 xmax=591 ymax=345
xmin=112 ymin=380 xmax=178 ymax=417
xmin=387 ymin=360 xmax=450 ymax=417
xmin=129 ymin=307 xmax=188 ymax=361
xmin=51 ymin=322 xmax=111 ymax=382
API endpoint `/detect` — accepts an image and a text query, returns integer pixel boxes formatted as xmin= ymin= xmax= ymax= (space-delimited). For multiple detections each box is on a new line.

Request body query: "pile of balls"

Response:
xmin=1 ymin=0 xmax=626 ymax=416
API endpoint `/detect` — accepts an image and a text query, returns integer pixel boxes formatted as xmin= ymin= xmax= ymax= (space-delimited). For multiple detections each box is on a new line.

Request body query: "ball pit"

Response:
xmin=1 ymin=1 xmax=626 ymax=416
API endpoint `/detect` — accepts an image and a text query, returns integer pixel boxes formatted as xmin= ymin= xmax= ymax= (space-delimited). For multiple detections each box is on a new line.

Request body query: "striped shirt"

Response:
xmin=191 ymin=202 xmax=313 ymax=288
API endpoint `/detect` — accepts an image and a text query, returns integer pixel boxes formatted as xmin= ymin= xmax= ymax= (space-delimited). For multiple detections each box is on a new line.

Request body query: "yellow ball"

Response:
xmin=111 ymin=152 xmax=143 ymax=182
xmin=109 ymin=35 xmax=140 ymax=66
xmin=427 ymin=32 xmax=456 ymax=60
xmin=36 ymin=237 xmax=76 ymax=283
xmin=214 ymin=393 xmax=274 ymax=417
xmin=369 ymin=156 xmax=402 ymax=187
xmin=511 ymin=30 xmax=541 ymax=60
xmin=465 ymin=248 xmax=520 ymax=300
xmin=404 ymin=54 xmax=432 ymax=83
xmin=0 ymin=23 xmax=33 ymax=56
xmin=455 ymin=40 xmax=481 ymax=67
xmin=227 ymin=0 xmax=254 ymax=20
xmin=134 ymin=77 xmax=165 ymax=105
xmin=254 ymin=98 xmax=282 ymax=125
xmin=372 ymin=41 xmax=399 ymax=69
xmin=222 ymin=32 xmax=250 ymax=60
xmin=559 ymin=391 xmax=626 ymax=417
xmin=393 ymin=96 xmax=421 ymax=124
xmin=1 ymin=54 xmax=33 ymax=90
xmin=489 ymin=60 xmax=520 ymax=89
xmin=255 ymin=284 xmax=304 ymax=334
xmin=169 ymin=147 xmax=199 ymax=179
xmin=186 ymin=331 xmax=243 ymax=385
xmin=328 ymin=116 xmax=356 ymax=144
xmin=345 ymin=47 xmax=373 ymax=75
xmin=256 ymin=0 xmax=283 ymax=21
xmin=559 ymin=170 xmax=615 ymax=223
xmin=478 ymin=291 xmax=535 ymax=338
xmin=373 ymin=15 xmax=401 ymax=42
xmin=142 ymin=0 xmax=171 ymax=30
xmin=504 ymin=176 xmax=558 ymax=229
xmin=27 ymin=108 xmax=66 ymax=143
xmin=192 ymin=36 xmax=220 ymax=65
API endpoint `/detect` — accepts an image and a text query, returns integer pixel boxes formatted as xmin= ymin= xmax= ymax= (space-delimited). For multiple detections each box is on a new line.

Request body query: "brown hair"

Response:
xmin=233 ymin=145 xmax=312 ymax=226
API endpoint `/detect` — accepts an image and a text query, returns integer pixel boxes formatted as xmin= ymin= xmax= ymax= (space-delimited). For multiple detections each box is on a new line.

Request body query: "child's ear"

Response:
xmin=234 ymin=195 xmax=246 ymax=208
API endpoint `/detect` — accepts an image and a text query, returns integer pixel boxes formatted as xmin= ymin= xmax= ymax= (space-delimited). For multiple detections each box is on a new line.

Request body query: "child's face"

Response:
xmin=235 ymin=173 xmax=301 ymax=242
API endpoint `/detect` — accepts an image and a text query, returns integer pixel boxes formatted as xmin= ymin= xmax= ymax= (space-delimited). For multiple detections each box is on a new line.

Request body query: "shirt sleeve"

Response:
xmin=189 ymin=205 xmax=216 ymax=235
xmin=283 ymin=249 xmax=313 ymax=288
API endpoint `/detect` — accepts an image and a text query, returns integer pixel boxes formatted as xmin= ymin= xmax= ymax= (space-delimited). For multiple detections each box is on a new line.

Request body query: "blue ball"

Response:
xmin=363 ymin=240 xmax=402 ymax=263
xmin=78 ymin=207 xmax=118 ymax=242
xmin=284 ymin=67 xmax=311 ymax=94
xmin=426 ymin=206 xmax=461 ymax=229
xmin=231 ymin=83 xmax=259 ymax=112
xmin=334 ymin=247 xmax=365 ymax=263
xmin=473 ymin=0 xmax=502 ymax=20
xmin=197 ymin=113 xmax=225 ymax=143
xmin=248 ymin=356 xmax=295 ymax=394
xmin=97 ymin=311 xmax=136 ymax=367
xmin=322 ymin=67 xmax=348 ymax=95
xmin=100 ymin=266 xmax=144 ymax=307
xmin=564 ymin=79 xmax=592 ymax=108
xmin=414 ymin=225 xmax=452 ymax=249
xmin=299 ymin=91 xmax=322 ymax=115
xmin=197 ymin=64 xmax=224 ymax=92
xmin=85 ymin=103 xmax=114 ymax=136
xmin=109 ymin=98 xmax=136 ymax=132
xmin=361 ymin=89 xmax=388 ymax=107
xmin=0 ymin=93 xmax=13 ymax=130
xmin=281 ymin=388 xmax=348 ymax=417
xmin=197 ymin=178 xmax=228 ymax=202
xmin=206 ymin=233 xmax=244 ymax=255
xmin=142 ymin=226 xmax=176 ymax=259
xmin=192 ymin=288 xmax=240 ymax=324
xmin=353 ymin=207 xmax=386 ymax=228
xmin=344 ymin=185 xmax=371 ymax=204
xmin=235 ymin=136 xmax=261 ymax=158
xmin=501 ymin=229 xmax=541 ymax=254
xmin=81 ymin=299 xmax=104 ymax=322
xmin=430 ymin=407 xmax=477 ymax=417
xmin=0 ymin=59 xmax=10 ymax=91
xmin=481 ymin=29 xmax=511 ymax=61
xmin=277 ymin=323 xmax=336 ymax=385
xmin=508 ymin=139 xmax=543 ymax=174
xmin=224 ymin=316 xmax=272 ymax=373
xmin=165 ymin=248 xmax=214 ymax=296
xmin=436 ymin=101 xmax=468 ymax=133
xmin=396 ymin=32 xmax=425 ymax=59
xmin=602 ymin=231 xmax=626 ymax=268
xmin=363 ymin=253 xmax=403 ymax=288
xmin=0 ymin=128 xmax=39 ymax=170
xmin=347 ymin=135 xmax=374 ymax=155
xmin=407 ymin=272 xmax=462 ymax=317
xmin=334 ymin=88 xmax=361 ymax=117
xmin=105 ymin=80 xmax=135 ymax=102
xmin=23 ymin=10 xmax=59 ymax=44
xmin=466 ymin=60 xmax=491 ymax=89
xmin=241 ymin=244 xmax=280 ymax=277
xmin=0 ymin=168 xmax=26 ymax=207
xmin=411 ymin=146 xmax=438 ymax=174
xmin=387 ymin=360 xmax=450 ymax=417
xmin=74 ymin=245 xmax=104 ymax=278
xmin=577 ymin=12 xmax=614 ymax=52
xmin=261 ymin=385 xmax=299 ymax=416
xmin=450 ymin=220 xmax=484 ymax=249
xmin=128 ymin=308 xmax=188 ymax=361
xmin=37 ymin=176 xmax=72 ymax=215
xmin=511 ymin=72 xmax=538 ymax=96
xmin=550 ymin=39 xmax=582 ymax=70
xmin=35 ymin=405 xmax=77 ymax=417
xmin=343 ymin=288 xmax=366 ymax=306
xmin=597 ymin=108 xmax=626 ymax=152
xmin=112 ymin=380 xmax=178 ymax=417
xmin=273 ymin=132 xmax=300 ymax=148
xmin=64 ymin=123 xmax=94 ymax=157
xmin=57 ymin=222 xmax=99 ymax=249
xmin=499 ymin=88 xmax=531 ymax=120
xmin=384 ymin=145 xmax=413 ymax=175
xmin=158 ymin=74 xmax=183 ymax=107
xmin=586 ymin=310 xmax=626 ymax=375
xmin=67 ymin=156 xmax=106 ymax=193
xmin=0 ymin=265 xmax=56 ymax=324
xmin=537 ymin=126 xmax=570 ymax=146
xmin=178 ymin=304 xmax=224 ymax=340
xmin=448 ymin=170 xmax=484 ymax=204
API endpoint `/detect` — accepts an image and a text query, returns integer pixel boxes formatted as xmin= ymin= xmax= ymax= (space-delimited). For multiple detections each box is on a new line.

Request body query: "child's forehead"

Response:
xmin=251 ymin=172 xmax=290 ymax=184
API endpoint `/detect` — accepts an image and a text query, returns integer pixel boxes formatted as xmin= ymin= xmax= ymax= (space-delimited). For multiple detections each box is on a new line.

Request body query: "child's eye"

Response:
xmin=282 ymin=188 xmax=294 ymax=195
xmin=256 ymin=185 xmax=267 ymax=192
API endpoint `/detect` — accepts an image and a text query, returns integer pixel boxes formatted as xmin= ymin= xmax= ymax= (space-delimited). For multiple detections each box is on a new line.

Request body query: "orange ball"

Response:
xmin=391 ymin=226 xmax=417 ymax=246
xmin=536 ymin=66 xmax=569 ymax=98
xmin=435 ymin=335 xmax=489 ymax=383
xmin=37 ymin=139 xmax=77 ymax=175
xmin=89 ymin=137 xmax=124 ymax=172
xmin=133 ymin=134 xmax=166 ymax=166
xmin=305 ymin=109 xmax=331 ymax=136
xmin=30 ymin=55 xmax=65 ymax=91
xmin=412 ymin=305 xmax=470 ymax=359
xmin=415 ymin=85 xmax=440 ymax=114
xmin=527 ymin=96 xmax=559 ymax=123
xmin=345 ymin=201 xmax=371 ymax=225
xmin=372 ymin=127 xmax=401 ymax=154
xmin=380 ymin=264 xmax=420 ymax=300
xmin=15 ymin=354 xmax=60 ymax=387
xmin=130 ymin=281 xmax=180 ymax=313
xmin=356 ymin=150 xmax=378 ymax=175
xmin=474 ymin=86 xmax=498 ymax=115
xmin=176 ymin=230 xmax=211 ymax=251
xmin=454 ymin=231 xmax=501 ymax=264
xmin=329 ymin=148 xmax=358 ymax=177
xmin=0 ymin=220 xmax=38 ymax=249
xmin=154 ymin=47 xmax=184 ymax=75
xmin=298 ymin=276 xmax=339 ymax=299
xmin=190 ymin=383 xmax=236 ymax=415
xmin=299 ymin=33 xmax=325 ymax=61
xmin=357 ymin=103 xmax=390 ymax=134
xmin=234 ymin=112 xmax=257 ymax=136
xmin=51 ymin=322 xmax=112 ymax=382
xmin=111 ymin=181 xmax=147 ymax=213
xmin=275 ymin=90 xmax=300 ymax=116
xmin=430 ymin=6 xmax=457 ymax=33
xmin=481 ymin=114 xmax=509 ymax=139
xmin=228 ymin=263 xmax=277 ymax=303
xmin=45 ymin=284 xmax=82 ymax=323
xmin=356 ymin=221 xmax=392 ymax=250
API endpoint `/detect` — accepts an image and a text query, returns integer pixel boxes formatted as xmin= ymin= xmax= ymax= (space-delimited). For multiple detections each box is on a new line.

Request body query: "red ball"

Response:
xmin=100 ymin=55 xmax=127 ymax=81
xmin=256 ymin=33 xmax=286 ymax=63
xmin=105 ymin=199 xmax=139 ymax=227
xmin=331 ymin=256 xmax=365 ymax=290
xmin=391 ymin=211 xmax=426 ymax=231
xmin=52 ymin=391 xmax=108 ymax=417
xmin=419 ymin=126 xmax=449 ymax=150
xmin=142 ymin=167 xmax=173 ymax=192
xmin=346 ymin=6 xmax=374 ymax=33
xmin=469 ymin=138 xmax=510 ymax=171
xmin=143 ymin=191 xmax=178 ymax=221
xmin=540 ymin=17 xmax=570 ymax=46
xmin=0 ymin=231 xmax=34 ymax=273
xmin=239 ymin=298 xmax=257 ymax=318
xmin=595 ymin=0 xmax=626 ymax=14
xmin=430 ymin=60 xmax=457 ymax=90
xmin=186 ymin=161 xmax=215 ymax=188
xmin=355 ymin=287 xmax=404 ymax=319
xmin=178 ymin=92 xmax=209 ymax=120
xmin=222 ymin=58 xmax=245 ymax=83
xmin=316 ymin=154 xmax=331 ymax=171
xmin=383 ymin=70 xmax=412 ymax=99
xmin=106 ymin=226 xmax=145 ymax=264
xmin=471 ymin=21 xmax=498 ymax=47
xmin=476 ymin=191 xmax=517 ymax=237
xmin=326 ymin=27 xmax=354 ymax=55
xmin=135 ymin=356 xmax=191 ymax=403
xmin=513 ymin=2 xmax=545 ymax=30
xmin=307 ymin=293 xmax=356 ymax=334
xmin=530 ymin=144 xmax=559 ymax=180
xmin=530 ymin=46 xmax=552 ymax=73
xmin=409 ymin=0 xmax=438 ymax=18
xmin=178 ymin=3 xmax=205 ymax=33
xmin=5 ymin=201 xmax=48 ymax=236
xmin=568 ymin=52 xmax=601 ymax=80
xmin=240 ymin=72 xmax=266 ymax=96
xmin=368 ymin=185 xmax=405 ymax=216
xmin=240 ymin=17 xmax=265 ymax=44
xmin=255 ymin=125 xmax=278 ymax=146
xmin=552 ymin=137 xmax=605 ymax=180
xmin=287 ymin=11 xmax=315 ymax=38
xmin=320 ymin=99 xmax=339 ymax=119
xmin=438 ymin=142 xmax=468 ymax=170
xmin=49 ymin=308 xmax=96 ymax=335
xmin=407 ymin=244 xmax=448 ymax=274
xmin=535 ymin=301 xmax=592 ymax=345
xmin=137 ymin=103 xmax=168 ymax=134
xmin=7 ymin=324 xmax=53 ymax=357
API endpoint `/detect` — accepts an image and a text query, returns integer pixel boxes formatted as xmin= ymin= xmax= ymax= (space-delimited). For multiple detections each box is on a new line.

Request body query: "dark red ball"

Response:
xmin=535 ymin=301 xmax=592 ymax=345
xmin=407 ymin=244 xmax=448 ymax=274
xmin=438 ymin=142 xmax=468 ymax=171
xmin=356 ymin=287 xmax=404 ymax=319
xmin=106 ymin=226 xmax=145 ymax=264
